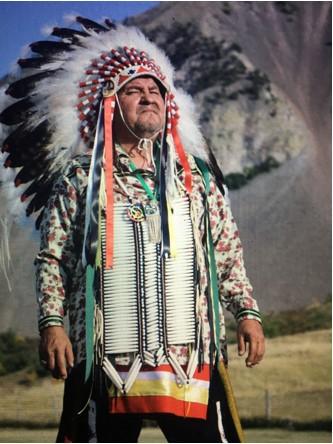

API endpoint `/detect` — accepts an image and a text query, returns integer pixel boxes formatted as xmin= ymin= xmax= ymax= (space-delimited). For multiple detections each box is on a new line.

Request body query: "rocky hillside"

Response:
xmin=128 ymin=1 xmax=332 ymax=312
xmin=127 ymin=14 xmax=307 ymax=178
xmin=0 ymin=2 xmax=331 ymax=335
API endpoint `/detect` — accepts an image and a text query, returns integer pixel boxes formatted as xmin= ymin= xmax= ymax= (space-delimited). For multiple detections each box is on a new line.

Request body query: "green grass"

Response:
xmin=140 ymin=428 xmax=333 ymax=443
xmin=244 ymin=429 xmax=332 ymax=443
xmin=0 ymin=427 xmax=330 ymax=443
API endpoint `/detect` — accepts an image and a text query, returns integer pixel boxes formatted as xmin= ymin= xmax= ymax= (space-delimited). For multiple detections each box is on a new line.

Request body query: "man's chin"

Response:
xmin=135 ymin=129 xmax=162 ymax=139
xmin=135 ymin=120 xmax=162 ymax=138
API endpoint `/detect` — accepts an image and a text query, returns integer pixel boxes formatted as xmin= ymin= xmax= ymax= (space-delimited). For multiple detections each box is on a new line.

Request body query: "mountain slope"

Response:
xmin=129 ymin=1 xmax=331 ymax=311
xmin=0 ymin=2 xmax=330 ymax=334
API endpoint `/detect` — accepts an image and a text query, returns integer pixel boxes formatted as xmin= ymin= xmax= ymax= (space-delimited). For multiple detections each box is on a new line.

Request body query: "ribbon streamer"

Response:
xmin=159 ymin=129 xmax=171 ymax=258
xmin=195 ymin=158 xmax=220 ymax=357
xmin=171 ymin=125 xmax=192 ymax=195
xmin=85 ymin=265 xmax=95 ymax=382
xmin=104 ymin=95 xmax=116 ymax=268
xmin=82 ymin=102 xmax=104 ymax=267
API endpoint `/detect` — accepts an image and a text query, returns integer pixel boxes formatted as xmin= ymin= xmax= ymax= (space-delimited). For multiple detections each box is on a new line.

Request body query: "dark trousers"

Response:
xmin=94 ymin=366 xmax=236 ymax=443
xmin=57 ymin=364 xmax=240 ymax=443
xmin=96 ymin=398 xmax=226 ymax=443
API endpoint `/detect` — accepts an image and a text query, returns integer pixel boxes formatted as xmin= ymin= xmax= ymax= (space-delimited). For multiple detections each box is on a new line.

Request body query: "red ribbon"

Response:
xmin=104 ymin=96 xmax=115 ymax=269
xmin=171 ymin=125 xmax=192 ymax=195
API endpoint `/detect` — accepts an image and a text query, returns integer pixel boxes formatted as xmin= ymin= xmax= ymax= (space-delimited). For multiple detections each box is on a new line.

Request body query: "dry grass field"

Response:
xmin=0 ymin=329 xmax=331 ymax=442
xmin=0 ymin=374 xmax=63 ymax=425
xmin=227 ymin=329 xmax=331 ymax=422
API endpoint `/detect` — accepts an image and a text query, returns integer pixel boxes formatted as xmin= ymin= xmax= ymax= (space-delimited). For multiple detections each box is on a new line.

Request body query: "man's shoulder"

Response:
xmin=186 ymin=152 xmax=228 ymax=200
xmin=56 ymin=154 xmax=91 ymax=192
xmin=63 ymin=154 xmax=91 ymax=177
xmin=184 ymin=152 xmax=206 ymax=174
xmin=60 ymin=154 xmax=90 ymax=180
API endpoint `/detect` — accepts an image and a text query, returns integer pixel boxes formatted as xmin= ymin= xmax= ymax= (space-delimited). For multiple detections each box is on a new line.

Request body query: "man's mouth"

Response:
xmin=139 ymin=107 xmax=159 ymax=114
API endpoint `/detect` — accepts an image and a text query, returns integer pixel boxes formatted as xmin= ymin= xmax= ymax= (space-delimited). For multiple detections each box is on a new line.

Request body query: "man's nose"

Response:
xmin=140 ymin=89 xmax=154 ymax=103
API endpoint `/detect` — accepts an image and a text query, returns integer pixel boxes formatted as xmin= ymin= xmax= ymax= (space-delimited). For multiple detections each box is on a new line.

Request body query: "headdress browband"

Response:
xmin=77 ymin=45 xmax=180 ymax=149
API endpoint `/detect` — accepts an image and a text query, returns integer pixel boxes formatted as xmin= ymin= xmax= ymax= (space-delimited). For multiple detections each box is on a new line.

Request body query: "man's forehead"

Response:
xmin=121 ymin=76 xmax=161 ymax=90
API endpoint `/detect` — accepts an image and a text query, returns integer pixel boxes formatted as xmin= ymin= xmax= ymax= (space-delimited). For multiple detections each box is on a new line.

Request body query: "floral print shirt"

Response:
xmin=35 ymin=146 xmax=261 ymax=366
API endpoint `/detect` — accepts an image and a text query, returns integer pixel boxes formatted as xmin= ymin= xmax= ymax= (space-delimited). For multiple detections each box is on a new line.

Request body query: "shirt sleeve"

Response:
xmin=207 ymin=179 xmax=262 ymax=324
xmin=34 ymin=171 xmax=81 ymax=332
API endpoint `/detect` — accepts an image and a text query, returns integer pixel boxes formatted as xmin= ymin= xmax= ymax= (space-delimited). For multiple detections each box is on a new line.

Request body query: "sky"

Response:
xmin=0 ymin=1 xmax=159 ymax=77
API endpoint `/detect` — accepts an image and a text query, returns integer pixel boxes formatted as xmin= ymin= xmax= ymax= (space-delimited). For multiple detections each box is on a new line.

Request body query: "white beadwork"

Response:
xmin=100 ymin=198 xmax=198 ymax=392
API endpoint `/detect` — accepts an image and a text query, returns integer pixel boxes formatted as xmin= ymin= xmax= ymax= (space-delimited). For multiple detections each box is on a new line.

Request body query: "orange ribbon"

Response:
xmin=171 ymin=125 xmax=192 ymax=195
xmin=104 ymin=96 xmax=115 ymax=269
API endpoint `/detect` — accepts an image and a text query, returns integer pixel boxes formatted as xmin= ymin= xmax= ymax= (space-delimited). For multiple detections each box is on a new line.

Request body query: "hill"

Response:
xmin=128 ymin=1 xmax=331 ymax=313
xmin=0 ymin=2 xmax=331 ymax=334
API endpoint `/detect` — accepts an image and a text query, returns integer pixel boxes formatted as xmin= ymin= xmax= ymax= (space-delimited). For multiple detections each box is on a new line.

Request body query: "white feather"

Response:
xmin=0 ymin=22 xmax=209 ymax=233
xmin=41 ymin=24 xmax=56 ymax=36
xmin=28 ymin=25 xmax=206 ymax=163
xmin=63 ymin=13 xmax=79 ymax=24
xmin=19 ymin=44 xmax=31 ymax=60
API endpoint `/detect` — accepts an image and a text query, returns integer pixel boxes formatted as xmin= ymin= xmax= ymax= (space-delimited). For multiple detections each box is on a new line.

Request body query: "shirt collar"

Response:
xmin=114 ymin=141 xmax=161 ymax=175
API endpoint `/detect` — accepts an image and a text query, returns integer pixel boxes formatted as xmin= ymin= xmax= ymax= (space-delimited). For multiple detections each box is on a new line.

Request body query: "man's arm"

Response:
xmin=35 ymin=171 xmax=81 ymax=379
xmin=237 ymin=319 xmax=265 ymax=367
xmin=207 ymin=181 xmax=265 ymax=367
xmin=39 ymin=326 xmax=74 ymax=379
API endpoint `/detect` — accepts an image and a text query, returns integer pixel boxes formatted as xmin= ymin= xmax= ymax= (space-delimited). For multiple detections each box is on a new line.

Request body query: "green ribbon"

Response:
xmin=117 ymin=142 xmax=160 ymax=203
xmin=85 ymin=264 xmax=95 ymax=382
xmin=195 ymin=158 xmax=220 ymax=356
xmin=128 ymin=159 xmax=157 ymax=202
xmin=207 ymin=214 xmax=220 ymax=356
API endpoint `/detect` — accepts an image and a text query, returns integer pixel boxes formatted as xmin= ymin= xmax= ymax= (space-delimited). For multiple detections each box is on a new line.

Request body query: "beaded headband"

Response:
xmin=77 ymin=45 xmax=179 ymax=149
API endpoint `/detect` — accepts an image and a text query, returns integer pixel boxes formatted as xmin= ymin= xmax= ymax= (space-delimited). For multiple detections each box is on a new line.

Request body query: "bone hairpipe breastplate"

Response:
xmin=98 ymin=197 xmax=200 ymax=393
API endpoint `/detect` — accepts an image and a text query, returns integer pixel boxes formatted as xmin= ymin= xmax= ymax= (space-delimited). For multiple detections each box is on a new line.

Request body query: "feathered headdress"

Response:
xmin=0 ymin=17 xmax=228 ymax=383
xmin=0 ymin=16 xmax=225 ymax=273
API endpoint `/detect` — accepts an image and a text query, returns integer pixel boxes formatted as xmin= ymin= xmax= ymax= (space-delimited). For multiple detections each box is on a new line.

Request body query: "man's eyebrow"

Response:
xmin=122 ymin=85 xmax=141 ymax=91
xmin=123 ymin=83 xmax=159 ymax=91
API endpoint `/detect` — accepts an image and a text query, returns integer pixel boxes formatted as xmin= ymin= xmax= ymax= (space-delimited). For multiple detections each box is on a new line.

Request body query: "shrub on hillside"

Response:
xmin=225 ymin=156 xmax=280 ymax=190
xmin=0 ymin=330 xmax=47 ymax=377
xmin=226 ymin=297 xmax=332 ymax=342
xmin=262 ymin=297 xmax=332 ymax=337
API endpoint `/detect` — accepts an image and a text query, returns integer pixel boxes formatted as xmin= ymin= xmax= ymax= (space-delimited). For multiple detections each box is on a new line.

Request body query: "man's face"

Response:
xmin=116 ymin=76 xmax=165 ymax=139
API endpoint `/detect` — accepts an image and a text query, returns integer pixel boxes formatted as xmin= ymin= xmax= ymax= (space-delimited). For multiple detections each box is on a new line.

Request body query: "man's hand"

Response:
xmin=237 ymin=319 xmax=265 ymax=367
xmin=39 ymin=326 xmax=74 ymax=379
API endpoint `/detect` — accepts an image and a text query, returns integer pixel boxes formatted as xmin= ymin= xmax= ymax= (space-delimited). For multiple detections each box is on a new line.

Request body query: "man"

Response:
xmin=1 ymin=17 xmax=264 ymax=443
